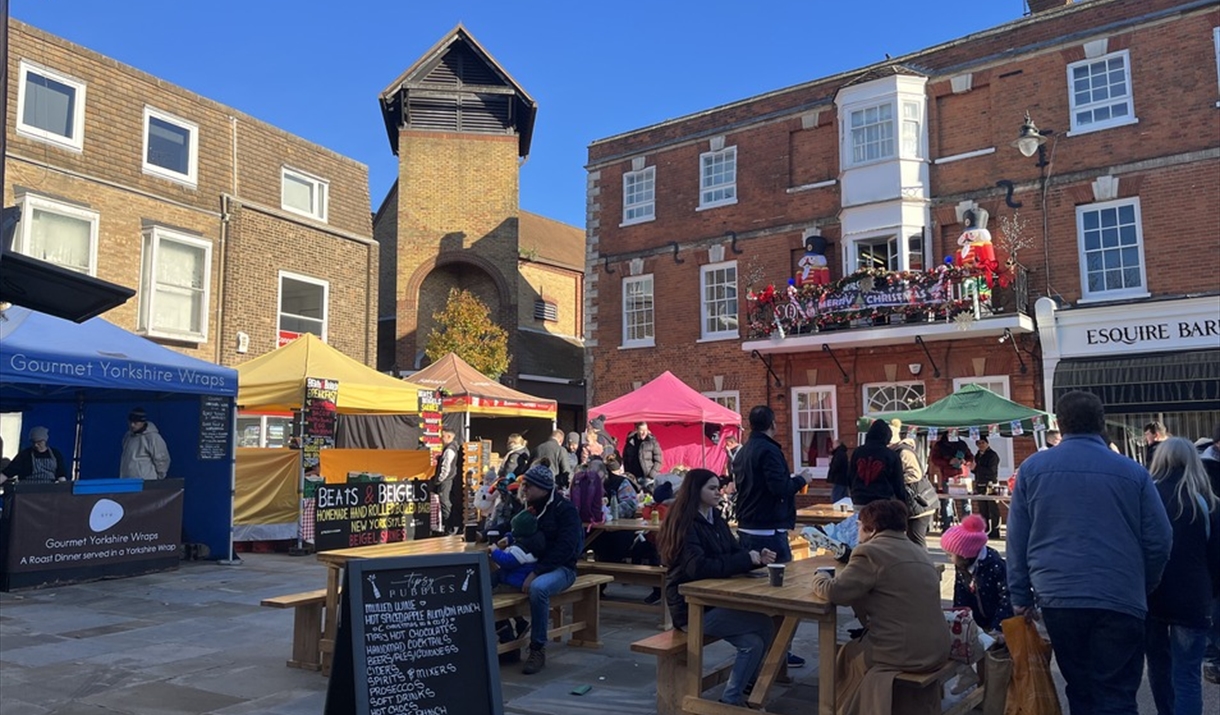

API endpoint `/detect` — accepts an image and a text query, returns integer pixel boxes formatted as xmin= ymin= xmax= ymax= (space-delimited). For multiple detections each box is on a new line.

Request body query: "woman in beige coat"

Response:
xmin=812 ymin=499 xmax=950 ymax=715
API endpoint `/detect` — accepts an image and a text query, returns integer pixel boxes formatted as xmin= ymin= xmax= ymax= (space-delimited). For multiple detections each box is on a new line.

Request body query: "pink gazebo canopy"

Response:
xmin=588 ymin=371 xmax=742 ymax=474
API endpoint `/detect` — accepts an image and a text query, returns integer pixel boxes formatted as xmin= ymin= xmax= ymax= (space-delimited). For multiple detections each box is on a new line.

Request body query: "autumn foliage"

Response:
xmin=424 ymin=288 xmax=510 ymax=379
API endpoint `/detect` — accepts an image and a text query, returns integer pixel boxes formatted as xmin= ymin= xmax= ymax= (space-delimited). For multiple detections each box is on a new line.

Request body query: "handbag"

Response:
xmin=906 ymin=475 xmax=938 ymax=512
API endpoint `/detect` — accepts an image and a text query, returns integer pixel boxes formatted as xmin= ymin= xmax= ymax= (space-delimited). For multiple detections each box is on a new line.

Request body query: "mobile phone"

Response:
xmin=570 ymin=685 xmax=593 ymax=696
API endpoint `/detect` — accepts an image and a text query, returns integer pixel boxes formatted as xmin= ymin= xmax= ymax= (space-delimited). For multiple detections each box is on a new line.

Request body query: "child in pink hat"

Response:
xmin=942 ymin=515 xmax=1013 ymax=634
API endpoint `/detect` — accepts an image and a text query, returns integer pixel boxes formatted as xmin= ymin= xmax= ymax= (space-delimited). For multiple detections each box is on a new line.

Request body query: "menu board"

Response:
xmin=314 ymin=481 xmax=432 ymax=551
xmin=324 ymin=553 xmax=503 ymax=715
xmin=303 ymin=377 xmax=339 ymax=470
xmin=198 ymin=395 xmax=230 ymax=461
xmin=417 ymin=389 xmax=443 ymax=455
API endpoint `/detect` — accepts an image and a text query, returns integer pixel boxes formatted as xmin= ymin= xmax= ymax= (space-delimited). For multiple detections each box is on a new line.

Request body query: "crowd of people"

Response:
xmin=463 ymin=397 xmax=1219 ymax=714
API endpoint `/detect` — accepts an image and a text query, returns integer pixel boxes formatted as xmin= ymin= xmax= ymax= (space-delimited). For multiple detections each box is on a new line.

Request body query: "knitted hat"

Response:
xmin=28 ymin=426 xmax=49 ymax=442
xmin=652 ymin=481 xmax=675 ymax=504
xmin=941 ymin=515 xmax=989 ymax=559
xmin=128 ymin=408 xmax=147 ymax=422
xmin=566 ymin=431 xmax=581 ymax=446
xmin=510 ymin=509 xmax=538 ymax=537
xmin=521 ymin=464 xmax=555 ymax=492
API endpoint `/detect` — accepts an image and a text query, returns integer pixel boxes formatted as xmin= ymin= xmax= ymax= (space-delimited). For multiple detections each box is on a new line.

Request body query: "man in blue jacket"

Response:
xmin=515 ymin=463 xmax=583 ymax=675
xmin=1006 ymin=391 xmax=1171 ymax=714
xmin=734 ymin=404 xmax=810 ymax=668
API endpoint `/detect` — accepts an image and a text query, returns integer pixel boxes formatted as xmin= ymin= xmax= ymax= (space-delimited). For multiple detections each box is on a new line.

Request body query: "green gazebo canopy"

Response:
xmin=858 ymin=384 xmax=1055 ymax=438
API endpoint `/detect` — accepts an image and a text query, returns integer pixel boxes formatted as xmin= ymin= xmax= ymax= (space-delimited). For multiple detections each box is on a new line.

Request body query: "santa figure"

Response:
xmin=796 ymin=234 xmax=831 ymax=287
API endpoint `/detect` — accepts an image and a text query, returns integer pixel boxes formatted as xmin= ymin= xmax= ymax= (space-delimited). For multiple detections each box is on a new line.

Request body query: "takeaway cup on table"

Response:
xmin=767 ymin=562 xmax=785 ymax=587
xmin=816 ymin=566 xmax=835 ymax=578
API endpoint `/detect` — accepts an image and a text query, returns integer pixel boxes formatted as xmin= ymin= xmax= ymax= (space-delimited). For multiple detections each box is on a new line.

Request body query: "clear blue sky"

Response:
xmin=12 ymin=1 xmax=1030 ymax=228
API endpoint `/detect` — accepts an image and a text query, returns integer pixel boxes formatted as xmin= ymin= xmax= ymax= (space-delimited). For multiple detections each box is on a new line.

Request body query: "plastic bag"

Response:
xmin=1000 ymin=616 xmax=1062 ymax=715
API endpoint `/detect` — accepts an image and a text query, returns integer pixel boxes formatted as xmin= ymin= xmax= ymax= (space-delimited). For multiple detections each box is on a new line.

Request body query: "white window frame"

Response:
xmin=900 ymin=101 xmax=923 ymax=159
xmin=277 ymin=270 xmax=330 ymax=344
xmin=702 ymin=390 xmax=741 ymax=416
xmin=848 ymin=102 xmax=895 ymax=166
xmin=862 ymin=381 xmax=927 ymax=414
xmin=142 ymin=106 xmax=199 ymax=186
xmin=698 ymin=146 xmax=737 ymax=210
xmin=138 ymin=227 xmax=212 ymax=343
xmin=953 ymin=376 xmax=1015 ymax=481
xmin=281 ymin=166 xmax=329 ymax=222
xmin=621 ymin=165 xmax=656 ymax=226
xmin=699 ymin=261 xmax=739 ymax=341
xmin=16 ymin=61 xmax=86 ymax=152
xmin=621 ymin=274 xmax=655 ymax=349
xmin=1075 ymin=197 xmax=1149 ymax=302
xmin=791 ymin=386 xmax=839 ymax=477
xmin=1066 ymin=49 xmax=1137 ymax=135
xmin=14 ymin=194 xmax=99 ymax=276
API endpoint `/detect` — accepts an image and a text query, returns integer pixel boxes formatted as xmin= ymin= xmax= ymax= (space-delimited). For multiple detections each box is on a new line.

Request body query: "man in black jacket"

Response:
xmin=515 ymin=464 xmax=584 ymax=675
xmin=531 ymin=429 xmax=572 ymax=489
xmin=0 ymin=426 xmax=67 ymax=484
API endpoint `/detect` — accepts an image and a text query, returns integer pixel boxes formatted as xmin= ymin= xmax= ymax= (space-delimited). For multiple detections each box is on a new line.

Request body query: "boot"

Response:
xmin=644 ymin=587 xmax=663 ymax=605
xmin=522 ymin=643 xmax=546 ymax=675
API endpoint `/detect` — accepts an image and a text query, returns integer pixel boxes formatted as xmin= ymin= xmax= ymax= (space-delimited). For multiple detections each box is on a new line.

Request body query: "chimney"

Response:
xmin=1028 ymin=0 xmax=1074 ymax=12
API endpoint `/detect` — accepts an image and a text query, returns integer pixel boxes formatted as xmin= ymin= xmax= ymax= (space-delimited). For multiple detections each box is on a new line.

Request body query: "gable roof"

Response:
xmin=379 ymin=24 xmax=537 ymax=158
xmin=409 ymin=352 xmax=556 ymax=418
xmin=519 ymin=211 xmax=584 ymax=271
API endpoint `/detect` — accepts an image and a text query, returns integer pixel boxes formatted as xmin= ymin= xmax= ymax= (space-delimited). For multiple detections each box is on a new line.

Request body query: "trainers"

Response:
xmin=786 ymin=652 xmax=806 ymax=668
xmin=800 ymin=526 xmax=847 ymax=560
xmin=522 ymin=644 xmax=546 ymax=675
xmin=644 ymin=588 xmax=663 ymax=605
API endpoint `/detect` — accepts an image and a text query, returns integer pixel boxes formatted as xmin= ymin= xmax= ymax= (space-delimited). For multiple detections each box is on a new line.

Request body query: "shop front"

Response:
xmin=1036 ymin=295 xmax=1220 ymax=455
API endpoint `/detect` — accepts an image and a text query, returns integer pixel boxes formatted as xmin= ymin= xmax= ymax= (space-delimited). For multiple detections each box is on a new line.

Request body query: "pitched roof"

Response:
xmin=409 ymin=352 xmax=556 ymax=418
xmin=519 ymin=211 xmax=584 ymax=271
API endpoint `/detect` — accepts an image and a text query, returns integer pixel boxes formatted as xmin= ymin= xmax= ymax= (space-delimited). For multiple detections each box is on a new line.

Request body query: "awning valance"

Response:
xmin=1053 ymin=349 xmax=1220 ymax=413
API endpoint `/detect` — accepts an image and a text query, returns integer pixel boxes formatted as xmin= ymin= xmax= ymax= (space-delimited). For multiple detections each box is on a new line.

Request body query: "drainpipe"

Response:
xmin=214 ymin=116 xmax=238 ymax=364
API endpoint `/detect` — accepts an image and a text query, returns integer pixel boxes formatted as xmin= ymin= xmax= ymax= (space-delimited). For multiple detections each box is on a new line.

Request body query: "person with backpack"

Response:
xmin=514 ymin=464 xmax=583 ymax=675
xmin=889 ymin=422 xmax=937 ymax=548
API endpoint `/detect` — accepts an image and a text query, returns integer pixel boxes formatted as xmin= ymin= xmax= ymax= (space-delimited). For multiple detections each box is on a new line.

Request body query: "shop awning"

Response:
xmin=1053 ymin=349 xmax=1220 ymax=413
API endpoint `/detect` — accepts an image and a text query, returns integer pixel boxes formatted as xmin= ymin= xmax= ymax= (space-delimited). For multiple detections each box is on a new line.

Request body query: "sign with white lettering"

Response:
xmin=314 ymin=481 xmax=432 ymax=551
xmin=324 ymin=553 xmax=502 ymax=715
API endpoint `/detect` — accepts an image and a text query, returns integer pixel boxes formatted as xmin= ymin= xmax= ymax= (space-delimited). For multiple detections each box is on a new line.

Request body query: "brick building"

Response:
xmin=3 ymin=18 xmax=377 ymax=370
xmin=374 ymin=26 xmax=586 ymax=429
xmin=585 ymin=0 xmax=1220 ymax=480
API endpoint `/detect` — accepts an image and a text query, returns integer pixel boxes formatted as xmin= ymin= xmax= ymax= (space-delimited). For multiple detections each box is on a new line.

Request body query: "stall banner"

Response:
xmin=417 ymin=389 xmax=443 ymax=454
xmin=303 ymin=377 xmax=339 ymax=469
xmin=313 ymin=480 xmax=432 ymax=551
xmin=6 ymin=486 xmax=183 ymax=573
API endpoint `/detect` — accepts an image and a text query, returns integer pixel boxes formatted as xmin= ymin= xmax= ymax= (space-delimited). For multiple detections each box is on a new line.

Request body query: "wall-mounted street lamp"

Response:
xmin=1013 ymin=111 xmax=1053 ymax=167
xmin=999 ymin=328 xmax=1029 ymax=374
xmin=1012 ymin=110 xmax=1058 ymax=298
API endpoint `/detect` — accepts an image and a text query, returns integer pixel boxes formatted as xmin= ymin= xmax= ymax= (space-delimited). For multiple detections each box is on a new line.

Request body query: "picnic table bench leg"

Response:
xmin=818 ymin=609 xmax=838 ymax=715
xmin=321 ymin=565 xmax=340 ymax=675
xmin=748 ymin=615 xmax=798 ymax=709
xmin=684 ymin=602 xmax=706 ymax=710
xmin=659 ymin=572 xmax=672 ymax=630
xmin=291 ymin=600 xmax=323 ymax=671
xmin=569 ymin=581 xmax=603 ymax=649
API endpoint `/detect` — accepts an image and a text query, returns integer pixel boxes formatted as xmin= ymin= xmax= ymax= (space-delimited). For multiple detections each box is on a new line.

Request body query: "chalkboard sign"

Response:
xmin=303 ymin=377 xmax=339 ymax=469
xmin=198 ymin=395 xmax=230 ymax=461
xmin=417 ymin=389 xmax=443 ymax=455
xmin=324 ymin=553 xmax=503 ymax=715
xmin=314 ymin=481 xmax=432 ymax=551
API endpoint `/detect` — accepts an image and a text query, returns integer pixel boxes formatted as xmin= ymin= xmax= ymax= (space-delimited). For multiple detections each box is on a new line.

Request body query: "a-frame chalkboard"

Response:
xmin=324 ymin=553 xmax=503 ymax=715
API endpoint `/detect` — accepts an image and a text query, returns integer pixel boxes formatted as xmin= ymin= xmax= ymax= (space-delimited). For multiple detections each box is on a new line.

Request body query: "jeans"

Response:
xmin=972 ymin=488 xmax=1001 ymax=538
xmin=1145 ymin=617 xmax=1208 ymax=715
xmin=938 ymin=497 xmax=972 ymax=529
xmin=830 ymin=484 xmax=850 ymax=504
xmin=1205 ymin=596 xmax=1220 ymax=668
xmin=704 ymin=607 xmax=774 ymax=705
xmin=435 ymin=477 xmax=454 ymax=527
xmin=1042 ymin=607 xmax=1145 ymax=715
xmin=526 ymin=566 xmax=576 ymax=647
xmin=737 ymin=531 xmax=793 ymax=564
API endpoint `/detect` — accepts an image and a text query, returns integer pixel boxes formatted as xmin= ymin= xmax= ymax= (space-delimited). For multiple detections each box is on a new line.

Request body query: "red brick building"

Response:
xmin=3 ymin=19 xmax=378 ymax=448
xmin=584 ymin=0 xmax=1220 ymax=480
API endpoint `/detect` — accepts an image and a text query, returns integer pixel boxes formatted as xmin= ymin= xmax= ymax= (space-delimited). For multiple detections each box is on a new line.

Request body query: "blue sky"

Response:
xmin=13 ymin=1 xmax=1029 ymax=228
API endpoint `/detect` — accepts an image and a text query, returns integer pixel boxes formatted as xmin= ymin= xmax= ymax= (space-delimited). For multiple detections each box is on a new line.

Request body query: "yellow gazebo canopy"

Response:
xmin=236 ymin=333 xmax=425 ymax=413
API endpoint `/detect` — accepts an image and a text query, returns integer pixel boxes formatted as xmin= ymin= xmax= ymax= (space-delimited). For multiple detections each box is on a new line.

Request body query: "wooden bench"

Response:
xmin=893 ymin=657 xmax=985 ymax=715
xmin=576 ymin=561 xmax=670 ymax=628
xmin=490 ymin=573 xmax=612 ymax=654
xmin=260 ymin=589 xmax=327 ymax=671
xmin=631 ymin=629 xmax=734 ymax=715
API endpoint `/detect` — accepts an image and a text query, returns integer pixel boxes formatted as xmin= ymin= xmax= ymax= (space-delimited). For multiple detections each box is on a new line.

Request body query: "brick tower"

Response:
xmin=375 ymin=25 xmax=537 ymax=372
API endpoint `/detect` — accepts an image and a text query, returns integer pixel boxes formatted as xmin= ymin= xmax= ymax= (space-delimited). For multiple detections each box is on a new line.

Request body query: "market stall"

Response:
xmin=0 ymin=306 xmax=238 ymax=588
xmin=588 ymin=371 xmax=742 ymax=474
xmin=858 ymin=384 xmax=1055 ymax=439
xmin=233 ymin=334 xmax=431 ymax=543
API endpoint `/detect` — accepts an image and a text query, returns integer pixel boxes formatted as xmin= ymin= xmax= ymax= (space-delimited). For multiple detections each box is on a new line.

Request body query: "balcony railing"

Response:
xmin=745 ymin=264 xmax=1029 ymax=340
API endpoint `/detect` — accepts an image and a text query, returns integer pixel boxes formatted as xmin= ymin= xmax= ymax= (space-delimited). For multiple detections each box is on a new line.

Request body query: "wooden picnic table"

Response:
xmin=316 ymin=536 xmax=476 ymax=673
xmin=679 ymin=555 xmax=840 ymax=714
xmin=795 ymin=504 xmax=853 ymax=527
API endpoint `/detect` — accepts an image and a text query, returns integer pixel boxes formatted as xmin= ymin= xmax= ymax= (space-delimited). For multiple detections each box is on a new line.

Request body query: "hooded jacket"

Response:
xmin=528 ymin=488 xmax=584 ymax=575
xmin=120 ymin=422 xmax=170 ymax=480
xmin=849 ymin=421 xmax=904 ymax=507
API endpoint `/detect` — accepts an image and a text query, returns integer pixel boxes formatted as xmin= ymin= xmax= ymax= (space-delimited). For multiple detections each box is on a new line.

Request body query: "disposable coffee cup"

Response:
xmin=816 ymin=566 xmax=835 ymax=578
xmin=463 ymin=524 xmax=478 ymax=543
xmin=767 ymin=562 xmax=786 ymax=587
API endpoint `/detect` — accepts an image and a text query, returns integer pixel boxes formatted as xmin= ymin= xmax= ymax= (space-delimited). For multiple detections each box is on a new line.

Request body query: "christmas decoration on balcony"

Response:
xmin=795 ymin=234 xmax=831 ymax=287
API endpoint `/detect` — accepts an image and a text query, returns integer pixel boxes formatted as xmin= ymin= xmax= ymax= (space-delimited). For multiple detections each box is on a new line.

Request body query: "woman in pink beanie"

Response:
xmin=942 ymin=514 xmax=1012 ymax=633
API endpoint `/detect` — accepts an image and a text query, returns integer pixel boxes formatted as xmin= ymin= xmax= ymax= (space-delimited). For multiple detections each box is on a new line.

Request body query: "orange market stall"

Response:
xmin=233 ymin=335 xmax=433 ymax=548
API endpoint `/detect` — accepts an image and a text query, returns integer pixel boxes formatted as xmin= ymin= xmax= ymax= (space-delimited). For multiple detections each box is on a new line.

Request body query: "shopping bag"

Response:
xmin=944 ymin=608 xmax=982 ymax=663
xmin=1001 ymin=616 xmax=1062 ymax=715
xmin=981 ymin=643 xmax=1012 ymax=715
